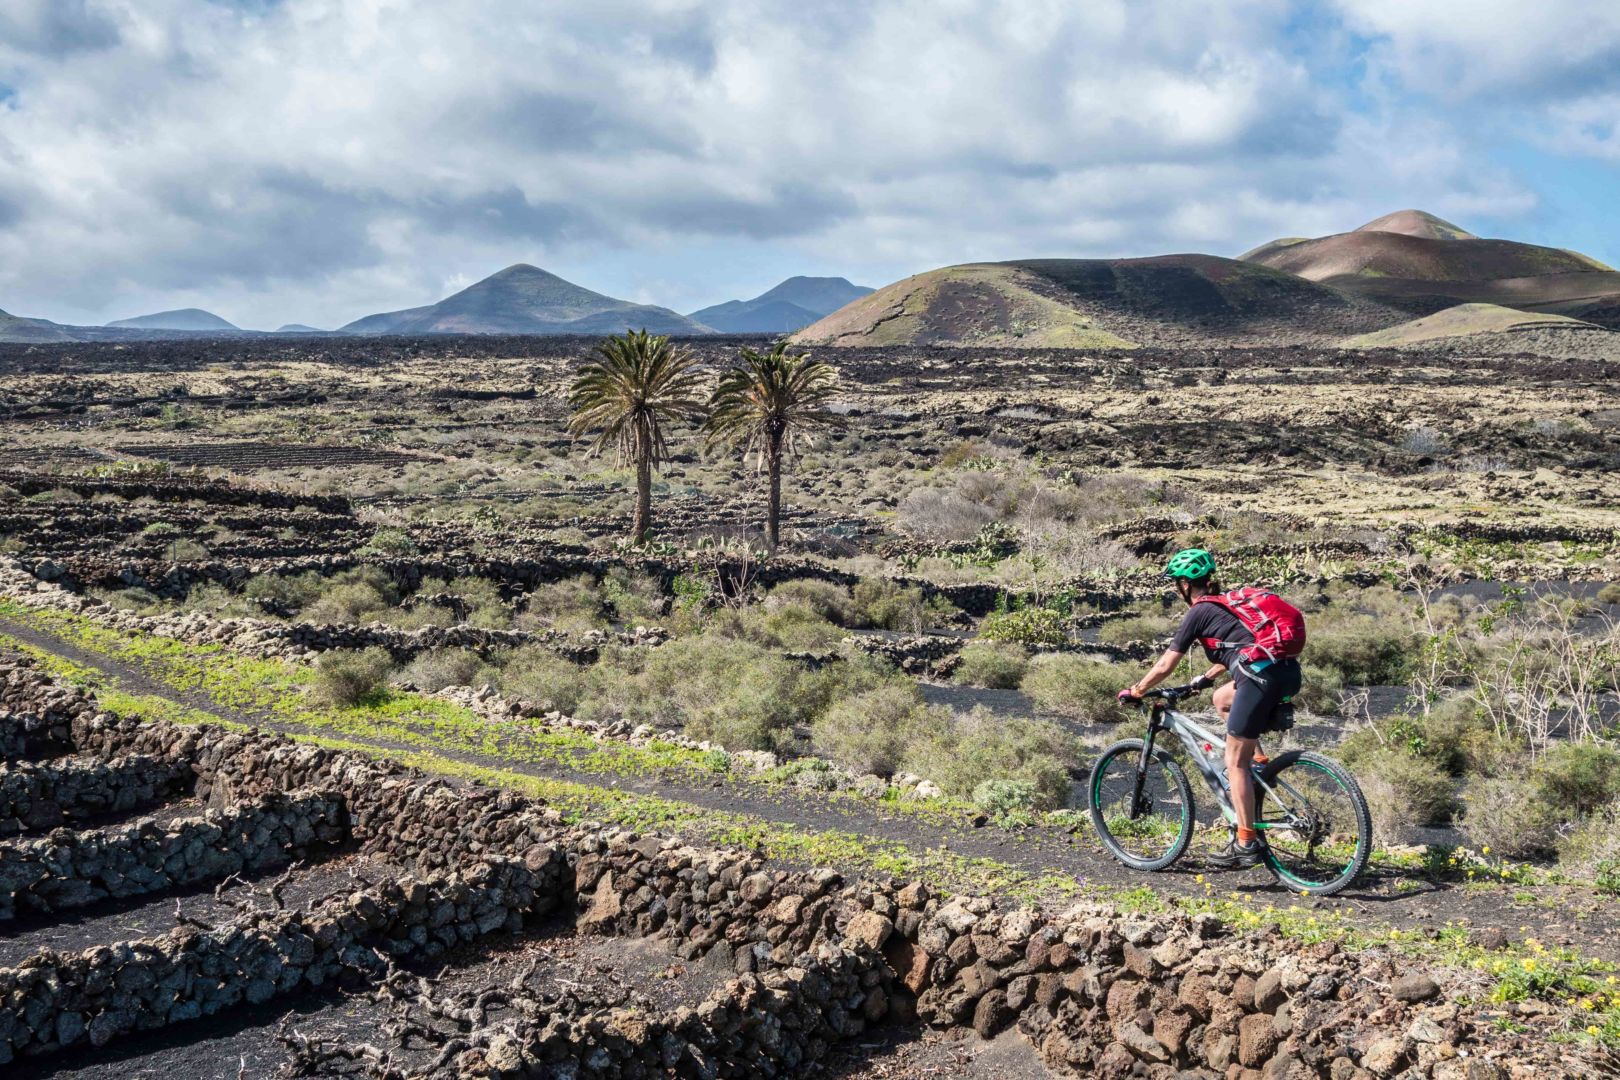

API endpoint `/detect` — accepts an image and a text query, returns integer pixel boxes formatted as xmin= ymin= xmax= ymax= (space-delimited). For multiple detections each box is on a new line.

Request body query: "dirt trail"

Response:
xmin=4 ymin=613 xmax=1618 ymax=963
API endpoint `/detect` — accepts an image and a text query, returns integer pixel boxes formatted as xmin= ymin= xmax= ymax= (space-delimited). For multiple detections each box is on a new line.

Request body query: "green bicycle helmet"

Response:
xmin=1165 ymin=548 xmax=1216 ymax=580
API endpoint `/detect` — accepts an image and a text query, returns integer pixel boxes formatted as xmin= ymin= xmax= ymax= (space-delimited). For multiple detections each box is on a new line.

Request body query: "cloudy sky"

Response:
xmin=1 ymin=0 xmax=1617 ymax=330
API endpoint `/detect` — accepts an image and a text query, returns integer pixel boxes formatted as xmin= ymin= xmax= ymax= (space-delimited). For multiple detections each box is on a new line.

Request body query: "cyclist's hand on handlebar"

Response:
xmin=1187 ymin=675 xmax=1215 ymax=693
xmin=1116 ymin=689 xmax=1142 ymax=705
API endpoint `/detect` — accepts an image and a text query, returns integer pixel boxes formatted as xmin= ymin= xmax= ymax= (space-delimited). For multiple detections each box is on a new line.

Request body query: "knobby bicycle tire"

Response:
xmin=1088 ymin=739 xmax=1195 ymax=871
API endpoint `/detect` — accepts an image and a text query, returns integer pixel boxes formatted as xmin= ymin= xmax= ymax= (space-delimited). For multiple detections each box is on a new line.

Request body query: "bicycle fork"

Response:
xmin=1129 ymin=712 xmax=1161 ymax=820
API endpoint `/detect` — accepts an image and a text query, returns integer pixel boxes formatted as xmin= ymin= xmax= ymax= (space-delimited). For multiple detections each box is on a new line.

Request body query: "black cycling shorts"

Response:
xmin=1227 ymin=659 xmax=1303 ymax=740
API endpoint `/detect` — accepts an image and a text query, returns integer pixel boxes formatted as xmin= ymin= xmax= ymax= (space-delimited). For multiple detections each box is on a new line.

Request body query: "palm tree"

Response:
xmin=705 ymin=341 xmax=842 ymax=549
xmin=568 ymin=330 xmax=706 ymax=543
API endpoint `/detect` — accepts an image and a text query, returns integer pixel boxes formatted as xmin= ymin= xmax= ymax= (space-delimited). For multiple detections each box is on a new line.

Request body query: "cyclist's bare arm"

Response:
xmin=1130 ymin=652 xmax=1226 ymax=698
xmin=1129 ymin=648 xmax=1186 ymax=697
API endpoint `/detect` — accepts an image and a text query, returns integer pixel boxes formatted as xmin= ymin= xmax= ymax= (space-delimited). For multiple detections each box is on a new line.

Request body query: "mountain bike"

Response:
xmin=1087 ymin=684 xmax=1372 ymax=896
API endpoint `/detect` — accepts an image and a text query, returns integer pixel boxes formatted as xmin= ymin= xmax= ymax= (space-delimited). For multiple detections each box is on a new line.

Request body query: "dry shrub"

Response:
xmin=852 ymin=579 xmax=949 ymax=631
xmin=767 ymin=579 xmax=857 ymax=626
xmin=896 ymin=485 xmax=999 ymax=544
xmin=1458 ymin=775 xmax=1559 ymax=859
xmin=497 ymin=646 xmax=587 ymax=714
xmin=519 ymin=574 xmax=606 ymax=632
xmin=395 ymin=649 xmax=497 ymax=693
xmin=811 ymin=684 xmax=947 ymax=775
xmin=1355 ymin=747 xmax=1455 ymax=843
xmin=902 ymin=709 xmax=1078 ymax=809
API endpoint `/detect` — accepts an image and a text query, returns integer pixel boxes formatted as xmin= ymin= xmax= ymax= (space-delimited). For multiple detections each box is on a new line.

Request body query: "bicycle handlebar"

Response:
xmin=1122 ymin=683 xmax=1200 ymax=706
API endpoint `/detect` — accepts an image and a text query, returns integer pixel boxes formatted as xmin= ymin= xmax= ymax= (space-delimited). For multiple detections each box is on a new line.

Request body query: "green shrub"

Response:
xmin=395 ymin=649 xmax=497 ymax=692
xmin=602 ymin=566 xmax=666 ymax=623
xmin=520 ymin=575 xmax=606 ymax=632
xmin=25 ymin=488 xmax=82 ymax=504
xmin=1458 ymin=775 xmax=1559 ymax=859
xmin=243 ymin=571 xmax=325 ymax=610
xmin=1354 ymin=747 xmax=1455 ymax=841
xmin=358 ymin=526 xmax=417 ymax=556
xmin=1307 ymin=622 xmax=1417 ymax=685
xmin=1597 ymin=583 xmax=1620 ymax=606
xmin=1096 ymin=612 xmax=1176 ymax=647
xmin=972 ymin=778 xmax=1039 ymax=821
xmin=1532 ymin=742 xmax=1620 ymax=819
xmin=768 ymin=579 xmax=856 ymax=626
xmin=853 ymin=579 xmax=948 ymax=631
xmin=980 ymin=606 xmax=1067 ymax=647
xmin=811 ymin=684 xmax=947 ymax=775
xmin=952 ymin=641 xmax=1029 ymax=689
xmin=1338 ymin=698 xmax=1514 ymax=779
xmin=903 ymin=709 xmax=1078 ymax=809
xmin=712 ymin=600 xmax=844 ymax=651
xmin=497 ymin=646 xmax=587 ymax=714
xmin=304 ymin=582 xmax=391 ymax=624
xmin=310 ymin=647 xmax=395 ymax=707
xmin=797 ymin=654 xmax=910 ymax=714
xmin=141 ymin=522 xmax=180 ymax=538
xmin=1557 ymin=801 xmax=1620 ymax=885
xmin=1021 ymin=654 xmax=1132 ymax=723
xmin=178 ymin=582 xmax=259 ymax=619
xmin=96 ymin=587 xmax=164 ymax=615
xmin=590 ymin=636 xmax=808 ymax=753
xmin=1290 ymin=663 xmax=1344 ymax=716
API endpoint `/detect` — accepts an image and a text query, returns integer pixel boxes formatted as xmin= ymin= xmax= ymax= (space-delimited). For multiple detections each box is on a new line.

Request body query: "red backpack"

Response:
xmin=1194 ymin=586 xmax=1307 ymax=663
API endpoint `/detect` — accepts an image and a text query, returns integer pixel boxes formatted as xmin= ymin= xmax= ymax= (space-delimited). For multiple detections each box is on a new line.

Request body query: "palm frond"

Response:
xmin=566 ymin=329 xmax=707 ymax=466
xmin=703 ymin=341 xmax=843 ymax=465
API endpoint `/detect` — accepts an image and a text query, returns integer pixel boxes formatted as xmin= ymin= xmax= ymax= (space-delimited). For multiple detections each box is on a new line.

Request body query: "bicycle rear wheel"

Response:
xmin=1256 ymin=750 xmax=1371 ymax=896
xmin=1088 ymin=739 xmax=1194 ymax=871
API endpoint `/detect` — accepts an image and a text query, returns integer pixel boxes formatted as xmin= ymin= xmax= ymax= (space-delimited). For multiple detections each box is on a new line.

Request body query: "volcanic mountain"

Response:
xmin=107 ymin=308 xmax=240 ymax=332
xmin=690 ymin=276 xmax=873 ymax=333
xmin=1241 ymin=210 xmax=1620 ymax=327
xmin=791 ymin=255 xmax=1388 ymax=348
xmin=340 ymin=265 xmax=713 ymax=336
xmin=0 ymin=307 xmax=75 ymax=343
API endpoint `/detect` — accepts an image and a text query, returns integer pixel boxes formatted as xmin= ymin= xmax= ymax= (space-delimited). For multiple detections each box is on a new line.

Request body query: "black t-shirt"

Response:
xmin=1170 ymin=600 xmax=1254 ymax=670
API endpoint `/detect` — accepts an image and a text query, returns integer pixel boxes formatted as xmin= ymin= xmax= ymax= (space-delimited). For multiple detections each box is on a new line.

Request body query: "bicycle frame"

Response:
xmin=1136 ymin=701 xmax=1315 ymax=834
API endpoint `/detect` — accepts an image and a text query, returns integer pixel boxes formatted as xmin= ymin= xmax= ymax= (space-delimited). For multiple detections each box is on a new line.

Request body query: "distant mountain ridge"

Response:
xmin=690 ymin=276 xmax=872 ymax=333
xmin=340 ymin=264 xmax=713 ymax=336
xmin=107 ymin=308 xmax=239 ymax=331
xmin=0 ymin=306 xmax=75 ymax=342
xmin=1239 ymin=208 xmax=1620 ymax=326
xmin=793 ymin=209 xmax=1620 ymax=349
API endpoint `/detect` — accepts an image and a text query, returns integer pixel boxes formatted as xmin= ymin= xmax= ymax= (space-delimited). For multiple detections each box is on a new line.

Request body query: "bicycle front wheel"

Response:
xmin=1088 ymin=739 xmax=1194 ymax=871
xmin=1257 ymin=750 xmax=1372 ymax=896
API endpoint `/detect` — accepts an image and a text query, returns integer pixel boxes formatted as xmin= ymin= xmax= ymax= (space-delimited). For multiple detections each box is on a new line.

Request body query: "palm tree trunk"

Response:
xmin=633 ymin=450 xmax=652 ymax=543
xmin=766 ymin=433 xmax=783 ymax=550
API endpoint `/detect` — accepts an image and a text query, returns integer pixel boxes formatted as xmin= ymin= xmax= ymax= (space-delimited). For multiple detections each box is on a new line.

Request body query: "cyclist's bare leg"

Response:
xmin=1225 ymin=735 xmax=1260 ymax=833
xmin=1214 ymin=683 xmax=1266 ymax=762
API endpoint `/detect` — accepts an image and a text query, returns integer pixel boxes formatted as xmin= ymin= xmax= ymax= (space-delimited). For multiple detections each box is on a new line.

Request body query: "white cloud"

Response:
xmin=0 ymin=0 xmax=1595 ymax=328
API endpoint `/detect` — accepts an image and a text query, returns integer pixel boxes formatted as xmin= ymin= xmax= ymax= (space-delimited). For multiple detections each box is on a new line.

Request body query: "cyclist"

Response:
xmin=1117 ymin=548 xmax=1303 ymax=868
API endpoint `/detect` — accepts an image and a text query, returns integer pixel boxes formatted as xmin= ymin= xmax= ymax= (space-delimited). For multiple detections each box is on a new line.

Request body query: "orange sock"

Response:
xmin=1237 ymin=827 xmax=1259 ymax=845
